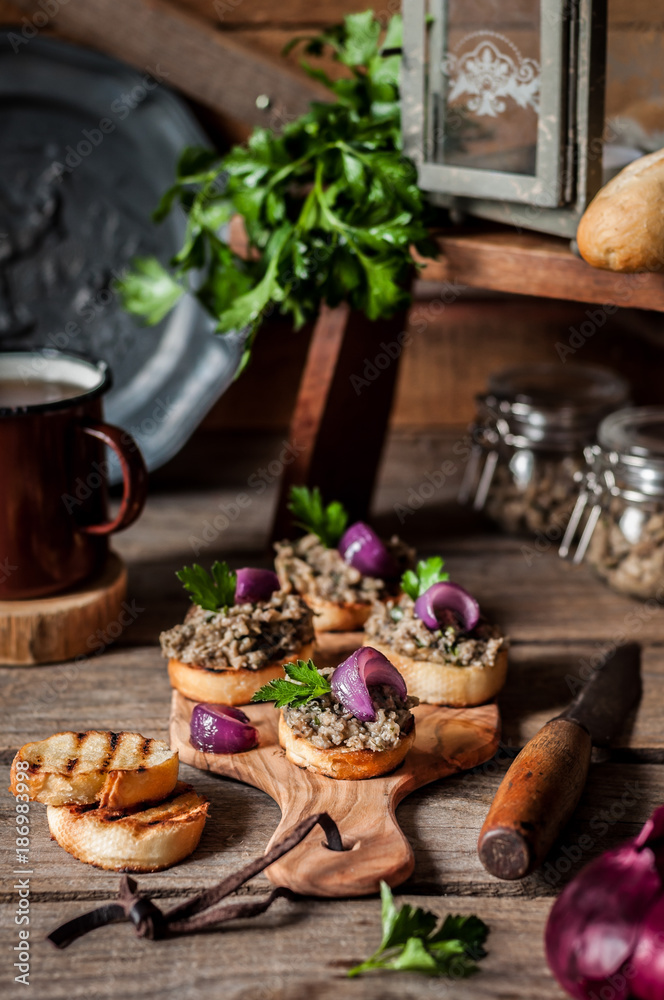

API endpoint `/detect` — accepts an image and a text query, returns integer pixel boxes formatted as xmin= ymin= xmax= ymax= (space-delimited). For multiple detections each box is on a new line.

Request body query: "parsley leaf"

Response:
xmin=176 ymin=561 xmax=237 ymax=613
xmin=379 ymin=880 xmax=437 ymax=950
xmin=118 ymin=11 xmax=435 ymax=371
xmin=347 ymin=882 xmax=489 ymax=978
xmin=117 ymin=257 xmax=184 ymax=325
xmin=251 ymin=659 xmax=331 ymax=708
xmin=288 ymin=485 xmax=348 ymax=548
xmin=431 ymin=913 xmax=490 ymax=955
xmin=401 ymin=557 xmax=450 ymax=600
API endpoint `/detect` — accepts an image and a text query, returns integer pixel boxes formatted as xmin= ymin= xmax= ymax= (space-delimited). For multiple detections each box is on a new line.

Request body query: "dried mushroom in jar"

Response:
xmin=586 ymin=498 xmax=664 ymax=600
xmin=484 ymin=452 xmax=584 ymax=537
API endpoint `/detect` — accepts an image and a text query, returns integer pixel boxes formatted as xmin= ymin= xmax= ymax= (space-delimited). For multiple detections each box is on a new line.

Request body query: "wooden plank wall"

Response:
xmin=206 ymin=295 xmax=664 ymax=431
xmin=0 ymin=0 xmax=660 ymax=125
xmin=147 ymin=0 xmax=664 ymax=120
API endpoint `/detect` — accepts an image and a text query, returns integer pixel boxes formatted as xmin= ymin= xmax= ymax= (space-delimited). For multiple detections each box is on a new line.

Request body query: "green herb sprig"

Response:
xmin=288 ymin=485 xmax=348 ymax=548
xmin=117 ymin=11 xmax=435 ymax=374
xmin=251 ymin=659 xmax=331 ymax=708
xmin=348 ymin=882 xmax=489 ymax=978
xmin=401 ymin=556 xmax=449 ymax=600
xmin=176 ymin=560 xmax=237 ymax=613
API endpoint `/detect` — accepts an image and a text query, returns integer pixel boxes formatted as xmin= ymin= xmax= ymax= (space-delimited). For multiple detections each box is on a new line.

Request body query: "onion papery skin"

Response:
xmin=190 ymin=702 xmax=258 ymax=754
xmin=235 ymin=568 xmax=280 ymax=604
xmin=635 ymin=804 xmax=664 ymax=852
xmin=331 ymin=646 xmax=407 ymax=722
xmin=338 ymin=522 xmax=398 ymax=579
xmin=414 ymin=581 xmax=480 ymax=633
xmin=545 ymin=807 xmax=664 ymax=1000
xmin=631 ymin=894 xmax=664 ymax=1000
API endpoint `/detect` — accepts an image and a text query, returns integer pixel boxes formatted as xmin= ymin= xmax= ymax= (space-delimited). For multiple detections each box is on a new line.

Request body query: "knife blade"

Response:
xmin=477 ymin=643 xmax=641 ymax=880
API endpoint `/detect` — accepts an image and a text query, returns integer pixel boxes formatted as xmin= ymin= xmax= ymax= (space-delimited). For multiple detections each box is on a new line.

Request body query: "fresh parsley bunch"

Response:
xmin=287 ymin=485 xmax=348 ymax=547
xmin=401 ymin=556 xmax=449 ymax=600
xmin=118 ymin=10 xmax=434 ymax=372
xmin=176 ymin=560 xmax=237 ymax=613
xmin=348 ymin=882 xmax=489 ymax=978
xmin=252 ymin=659 xmax=331 ymax=707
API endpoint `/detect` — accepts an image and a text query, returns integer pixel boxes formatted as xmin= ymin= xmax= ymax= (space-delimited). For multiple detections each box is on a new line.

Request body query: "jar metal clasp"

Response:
xmin=458 ymin=398 xmax=511 ymax=511
xmin=559 ymin=445 xmax=612 ymax=563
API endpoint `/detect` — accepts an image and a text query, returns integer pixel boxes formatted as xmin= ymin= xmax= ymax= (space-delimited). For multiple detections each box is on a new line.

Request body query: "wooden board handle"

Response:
xmin=170 ymin=692 xmax=500 ymax=897
xmin=264 ymin=784 xmax=414 ymax=897
xmin=477 ymin=718 xmax=592 ymax=880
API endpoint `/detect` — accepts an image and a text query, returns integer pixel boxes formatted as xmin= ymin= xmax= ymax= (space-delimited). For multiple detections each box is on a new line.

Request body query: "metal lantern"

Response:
xmin=401 ymin=0 xmax=607 ymax=236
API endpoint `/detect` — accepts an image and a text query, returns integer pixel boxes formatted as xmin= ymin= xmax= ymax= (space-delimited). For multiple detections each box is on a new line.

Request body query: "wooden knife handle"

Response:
xmin=477 ymin=718 xmax=592 ymax=880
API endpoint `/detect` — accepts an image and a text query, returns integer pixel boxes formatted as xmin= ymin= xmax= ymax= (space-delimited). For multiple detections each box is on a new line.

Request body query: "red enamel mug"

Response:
xmin=0 ymin=350 xmax=147 ymax=599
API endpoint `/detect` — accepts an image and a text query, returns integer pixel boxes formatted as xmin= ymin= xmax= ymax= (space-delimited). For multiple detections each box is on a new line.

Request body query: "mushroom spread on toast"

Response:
xmin=252 ymin=647 xmax=417 ymax=779
xmin=274 ymin=486 xmax=413 ymax=632
xmin=363 ymin=558 xmax=508 ymax=706
xmin=161 ymin=561 xmax=315 ymax=705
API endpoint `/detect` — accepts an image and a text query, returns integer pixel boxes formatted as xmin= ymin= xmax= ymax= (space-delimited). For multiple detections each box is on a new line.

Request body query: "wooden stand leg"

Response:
xmin=271 ymin=302 xmax=408 ymax=538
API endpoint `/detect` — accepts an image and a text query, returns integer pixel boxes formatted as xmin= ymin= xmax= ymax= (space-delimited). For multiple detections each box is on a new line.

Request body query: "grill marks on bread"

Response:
xmin=12 ymin=732 xmax=204 ymax=872
xmin=45 ymin=782 xmax=209 ymax=872
xmin=11 ymin=730 xmax=179 ymax=809
xmin=64 ymin=783 xmax=199 ymax=823
xmin=23 ymin=731 xmax=170 ymax=777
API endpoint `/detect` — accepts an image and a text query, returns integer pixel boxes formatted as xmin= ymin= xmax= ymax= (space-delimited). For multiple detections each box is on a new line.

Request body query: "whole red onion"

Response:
xmin=545 ymin=805 xmax=664 ymax=1000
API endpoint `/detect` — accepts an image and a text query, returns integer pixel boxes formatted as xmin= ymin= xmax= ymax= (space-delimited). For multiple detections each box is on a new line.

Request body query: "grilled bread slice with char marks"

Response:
xmin=10 ymin=731 xmax=179 ymax=809
xmin=47 ymin=781 xmax=209 ymax=872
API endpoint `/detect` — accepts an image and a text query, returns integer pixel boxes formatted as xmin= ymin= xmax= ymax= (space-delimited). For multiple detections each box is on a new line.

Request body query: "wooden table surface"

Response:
xmin=2 ymin=430 xmax=661 ymax=1000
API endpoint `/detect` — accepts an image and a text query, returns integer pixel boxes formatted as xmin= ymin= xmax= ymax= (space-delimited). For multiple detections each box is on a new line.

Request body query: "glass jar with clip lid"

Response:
xmin=560 ymin=407 xmax=664 ymax=600
xmin=459 ymin=363 xmax=630 ymax=539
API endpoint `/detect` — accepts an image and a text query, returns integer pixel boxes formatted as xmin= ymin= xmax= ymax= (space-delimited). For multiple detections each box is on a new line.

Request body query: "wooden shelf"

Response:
xmin=417 ymin=227 xmax=664 ymax=312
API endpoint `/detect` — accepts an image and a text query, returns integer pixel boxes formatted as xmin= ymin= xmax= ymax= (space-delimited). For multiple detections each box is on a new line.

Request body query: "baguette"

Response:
xmin=577 ymin=149 xmax=664 ymax=272
xmin=278 ymin=713 xmax=415 ymax=780
xmin=168 ymin=641 xmax=315 ymax=704
xmin=46 ymin=781 xmax=209 ymax=872
xmin=10 ymin=731 xmax=178 ymax=809
xmin=365 ymin=642 xmax=508 ymax=707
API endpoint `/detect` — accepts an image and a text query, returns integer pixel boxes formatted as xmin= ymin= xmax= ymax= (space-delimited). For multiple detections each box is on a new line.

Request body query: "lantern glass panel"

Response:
xmin=402 ymin=0 xmax=607 ymax=236
xmin=437 ymin=0 xmax=540 ymax=176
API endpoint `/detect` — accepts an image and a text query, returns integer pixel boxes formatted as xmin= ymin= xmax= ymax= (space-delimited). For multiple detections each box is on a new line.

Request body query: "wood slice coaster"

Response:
xmin=170 ymin=690 xmax=500 ymax=898
xmin=0 ymin=553 xmax=127 ymax=666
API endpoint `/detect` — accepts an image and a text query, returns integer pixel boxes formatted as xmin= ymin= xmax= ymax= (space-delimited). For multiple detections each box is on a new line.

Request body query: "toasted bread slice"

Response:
xmin=278 ymin=713 xmax=415 ymax=780
xmin=303 ymin=595 xmax=372 ymax=633
xmin=168 ymin=640 xmax=315 ymax=704
xmin=366 ymin=643 xmax=509 ymax=707
xmin=275 ymin=562 xmax=373 ymax=633
xmin=10 ymin=731 xmax=178 ymax=809
xmin=47 ymin=781 xmax=208 ymax=872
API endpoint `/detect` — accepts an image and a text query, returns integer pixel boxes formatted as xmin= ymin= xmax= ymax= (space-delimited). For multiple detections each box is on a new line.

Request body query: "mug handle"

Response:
xmin=78 ymin=420 xmax=148 ymax=535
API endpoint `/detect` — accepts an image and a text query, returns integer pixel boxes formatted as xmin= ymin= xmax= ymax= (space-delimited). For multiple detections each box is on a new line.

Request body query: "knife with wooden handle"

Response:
xmin=478 ymin=643 xmax=641 ymax=880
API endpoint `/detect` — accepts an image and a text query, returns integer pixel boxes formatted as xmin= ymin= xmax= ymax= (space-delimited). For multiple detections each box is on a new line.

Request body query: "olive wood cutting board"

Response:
xmin=170 ymin=691 xmax=500 ymax=897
